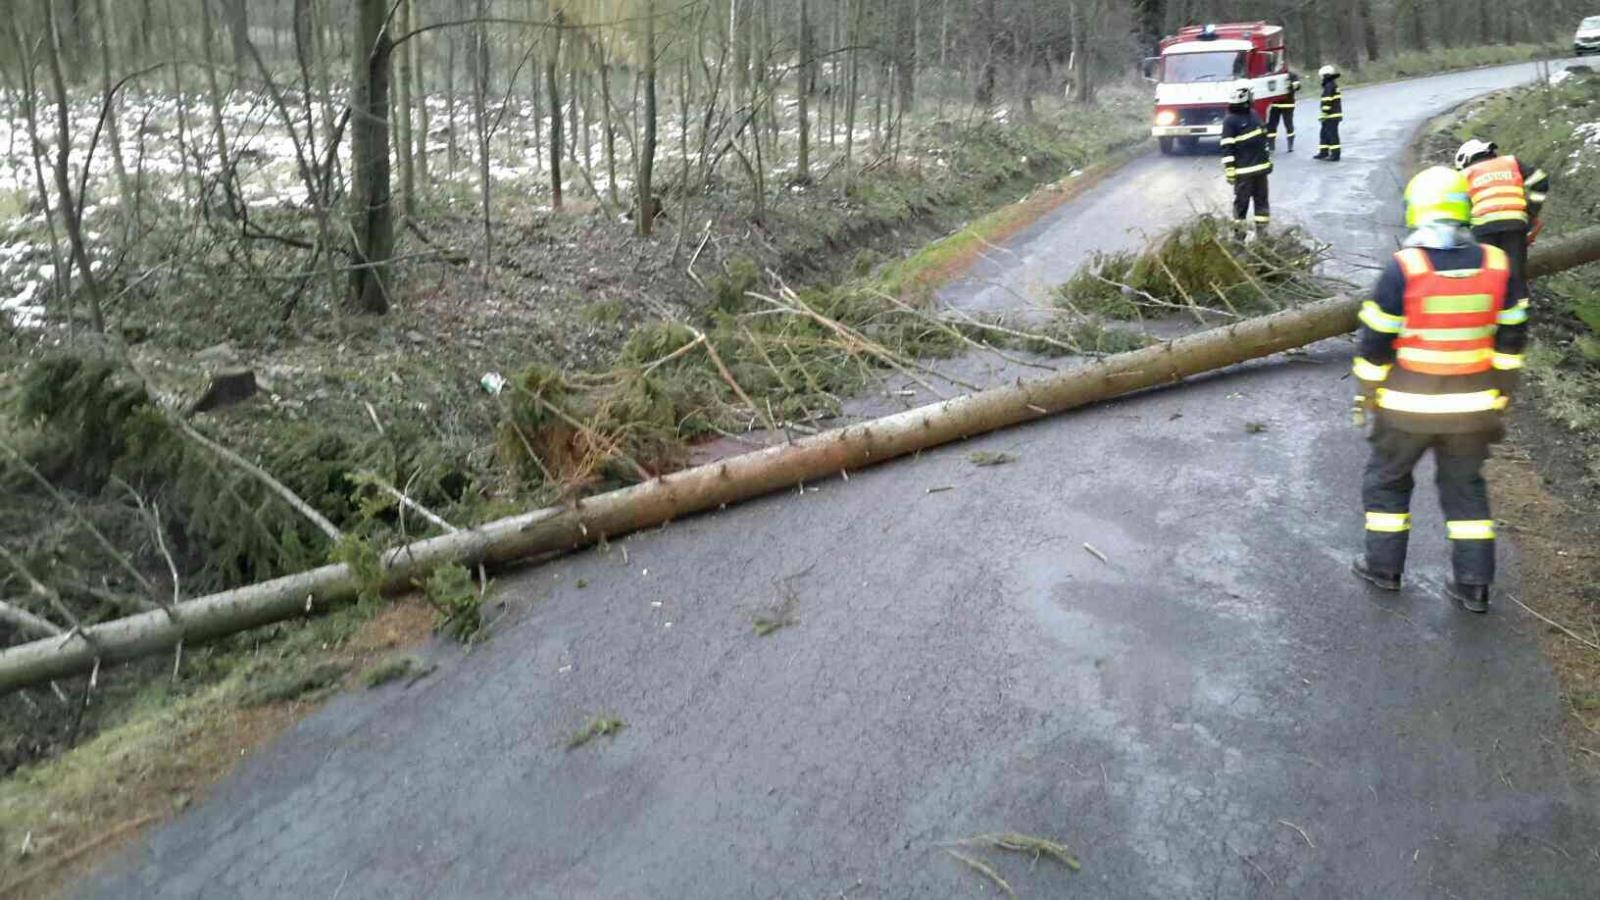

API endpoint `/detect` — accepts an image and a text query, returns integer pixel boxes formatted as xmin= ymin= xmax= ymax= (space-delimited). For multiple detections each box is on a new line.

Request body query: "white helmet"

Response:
xmin=1454 ymin=138 xmax=1498 ymax=169
xmin=1228 ymin=87 xmax=1253 ymax=106
xmin=1318 ymin=64 xmax=1339 ymax=78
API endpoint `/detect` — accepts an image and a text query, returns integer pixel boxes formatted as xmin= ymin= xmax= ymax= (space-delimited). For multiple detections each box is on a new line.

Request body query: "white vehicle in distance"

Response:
xmin=1576 ymin=15 xmax=1600 ymax=56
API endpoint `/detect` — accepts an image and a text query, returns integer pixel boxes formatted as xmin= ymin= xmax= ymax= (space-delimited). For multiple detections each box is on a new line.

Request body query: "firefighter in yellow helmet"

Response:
xmin=1351 ymin=167 xmax=1531 ymax=613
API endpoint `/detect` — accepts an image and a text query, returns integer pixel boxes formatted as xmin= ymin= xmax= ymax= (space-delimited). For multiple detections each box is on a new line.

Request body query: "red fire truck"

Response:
xmin=1145 ymin=22 xmax=1292 ymax=155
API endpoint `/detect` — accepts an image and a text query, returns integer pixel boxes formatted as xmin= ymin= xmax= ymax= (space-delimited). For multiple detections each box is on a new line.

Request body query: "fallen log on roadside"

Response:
xmin=2 ymin=228 xmax=1597 ymax=693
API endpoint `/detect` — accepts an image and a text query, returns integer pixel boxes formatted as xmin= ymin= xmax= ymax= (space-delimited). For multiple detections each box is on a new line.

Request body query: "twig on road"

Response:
xmin=1277 ymin=819 xmax=1315 ymax=848
xmin=1509 ymin=594 xmax=1600 ymax=654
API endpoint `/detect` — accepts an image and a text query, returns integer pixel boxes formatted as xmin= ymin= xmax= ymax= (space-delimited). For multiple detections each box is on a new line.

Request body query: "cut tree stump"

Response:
xmin=0 ymin=228 xmax=1596 ymax=692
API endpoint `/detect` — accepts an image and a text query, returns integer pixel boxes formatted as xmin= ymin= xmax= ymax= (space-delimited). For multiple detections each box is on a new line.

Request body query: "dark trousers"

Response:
xmin=1362 ymin=423 xmax=1496 ymax=585
xmin=1266 ymin=106 xmax=1295 ymax=149
xmin=1232 ymin=173 xmax=1270 ymax=228
xmin=1475 ymin=227 xmax=1530 ymax=289
xmin=1318 ymin=119 xmax=1341 ymax=158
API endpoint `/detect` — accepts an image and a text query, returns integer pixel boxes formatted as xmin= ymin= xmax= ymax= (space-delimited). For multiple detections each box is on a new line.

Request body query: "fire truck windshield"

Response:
xmin=1162 ymin=51 xmax=1245 ymax=84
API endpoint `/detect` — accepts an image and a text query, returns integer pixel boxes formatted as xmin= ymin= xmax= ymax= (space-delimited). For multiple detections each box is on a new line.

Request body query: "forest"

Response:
xmin=2 ymin=0 xmax=1600 ymax=894
xmin=0 ymin=0 xmax=1591 ymax=792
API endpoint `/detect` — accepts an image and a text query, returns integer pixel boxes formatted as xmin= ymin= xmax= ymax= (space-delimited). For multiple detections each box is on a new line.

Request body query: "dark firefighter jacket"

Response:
xmin=1354 ymin=242 xmax=1529 ymax=434
xmin=1220 ymin=109 xmax=1272 ymax=179
xmin=1319 ymin=77 xmax=1342 ymax=120
xmin=1273 ymin=72 xmax=1301 ymax=109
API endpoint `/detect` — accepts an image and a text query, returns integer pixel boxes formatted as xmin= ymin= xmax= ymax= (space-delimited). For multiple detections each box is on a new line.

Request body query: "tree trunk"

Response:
xmin=412 ymin=0 xmax=429 ymax=200
xmin=225 ymin=0 xmax=251 ymax=69
xmin=42 ymin=0 xmax=106 ymax=334
xmin=974 ymin=0 xmax=998 ymax=107
xmin=637 ymin=0 xmax=657 ymax=236
xmin=9 ymin=228 xmax=1598 ymax=690
xmin=796 ymin=0 xmax=811 ymax=182
xmin=198 ymin=0 xmax=238 ymax=218
xmin=547 ymin=10 xmax=564 ymax=210
xmin=349 ymin=0 xmax=395 ymax=314
xmin=473 ymin=0 xmax=492 ymax=271
xmin=396 ymin=0 xmax=415 ymax=216
xmin=597 ymin=41 xmax=618 ymax=208
xmin=843 ymin=0 xmax=862 ymax=164
xmin=10 ymin=20 xmax=70 ymax=319
xmin=95 ymin=0 xmax=133 ymax=219
xmin=1359 ymin=0 xmax=1380 ymax=62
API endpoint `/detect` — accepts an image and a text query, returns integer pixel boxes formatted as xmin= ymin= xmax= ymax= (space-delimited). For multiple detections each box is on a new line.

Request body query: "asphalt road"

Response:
xmin=942 ymin=60 xmax=1575 ymax=312
xmin=82 ymin=61 xmax=1598 ymax=899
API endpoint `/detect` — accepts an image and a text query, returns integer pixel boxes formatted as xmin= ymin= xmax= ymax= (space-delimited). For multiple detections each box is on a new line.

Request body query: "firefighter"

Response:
xmin=1455 ymin=138 xmax=1550 ymax=290
xmin=1314 ymin=65 xmax=1342 ymax=161
xmin=1220 ymin=87 xmax=1272 ymax=233
xmin=1266 ymin=69 xmax=1301 ymax=152
xmin=1350 ymin=166 xmax=1530 ymax=613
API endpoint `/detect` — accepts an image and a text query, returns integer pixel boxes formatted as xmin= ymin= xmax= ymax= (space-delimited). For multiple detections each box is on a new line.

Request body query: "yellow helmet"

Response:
xmin=1404 ymin=166 xmax=1472 ymax=227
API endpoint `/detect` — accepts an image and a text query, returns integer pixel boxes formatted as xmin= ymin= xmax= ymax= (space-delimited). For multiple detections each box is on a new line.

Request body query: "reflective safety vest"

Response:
xmin=1373 ymin=245 xmax=1512 ymax=424
xmin=1464 ymin=156 xmax=1529 ymax=228
xmin=1392 ymin=246 xmax=1508 ymax=376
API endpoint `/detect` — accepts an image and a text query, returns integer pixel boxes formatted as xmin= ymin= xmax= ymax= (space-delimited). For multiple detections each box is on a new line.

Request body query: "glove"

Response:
xmin=1226 ymin=174 xmax=1237 ymax=185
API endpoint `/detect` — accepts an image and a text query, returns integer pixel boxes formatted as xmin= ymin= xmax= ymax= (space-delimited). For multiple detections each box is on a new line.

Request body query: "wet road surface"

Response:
xmin=941 ymin=61 xmax=1575 ymax=312
xmin=81 ymin=61 xmax=1598 ymax=899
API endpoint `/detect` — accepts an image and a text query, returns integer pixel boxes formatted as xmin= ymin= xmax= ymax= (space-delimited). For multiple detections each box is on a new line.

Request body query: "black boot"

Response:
xmin=1446 ymin=580 xmax=1490 ymax=614
xmin=1329 ymin=153 xmax=1340 ymax=162
xmin=1352 ymin=555 xmax=1402 ymax=592
xmin=1313 ymin=151 xmax=1329 ymax=160
xmin=1287 ymin=137 xmax=1295 ymax=153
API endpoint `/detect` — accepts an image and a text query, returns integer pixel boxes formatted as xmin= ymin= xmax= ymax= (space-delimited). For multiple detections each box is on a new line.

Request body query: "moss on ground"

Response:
xmin=1431 ymin=69 xmax=1600 ymax=488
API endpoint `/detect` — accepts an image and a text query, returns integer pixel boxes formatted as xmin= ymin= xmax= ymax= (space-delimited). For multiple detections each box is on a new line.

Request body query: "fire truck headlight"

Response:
xmin=1155 ymin=110 xmax=1177 ymax=126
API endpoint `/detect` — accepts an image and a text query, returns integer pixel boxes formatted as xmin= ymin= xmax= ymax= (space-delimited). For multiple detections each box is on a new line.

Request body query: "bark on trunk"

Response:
xmin=42 ymin=0 xmax=106 ymax=333
xmin=349 ymin=0 xmax=394 ymax=314
xmin=5 ymin=232 xmax=1596 ymax=691
xmin=637 ymin=0 xmax=657 ymax=236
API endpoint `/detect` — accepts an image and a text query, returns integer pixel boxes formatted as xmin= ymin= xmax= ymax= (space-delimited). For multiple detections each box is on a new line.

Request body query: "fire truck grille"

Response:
xmin=1178 ymin=108 xmax=1225 ymax=127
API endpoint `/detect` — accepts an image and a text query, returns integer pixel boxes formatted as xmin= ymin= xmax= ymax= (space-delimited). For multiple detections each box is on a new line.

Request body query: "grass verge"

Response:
xmin=1426 ymin=67 xmax=1600 ymax=770
xmin=1344 ymin=42 xmax=1569 ymax=87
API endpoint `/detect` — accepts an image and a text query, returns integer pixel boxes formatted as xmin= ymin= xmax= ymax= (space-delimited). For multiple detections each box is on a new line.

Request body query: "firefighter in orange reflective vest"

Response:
xmin=1351 ymin=167 xmax=1530 ymax=613
xmin=1455 ymin=138 xmax=1550 ymax=290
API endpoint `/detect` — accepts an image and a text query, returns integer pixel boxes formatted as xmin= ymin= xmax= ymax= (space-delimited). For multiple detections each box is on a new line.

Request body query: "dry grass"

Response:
xmin=1488 ymin=449 xmax=1600 ymax=774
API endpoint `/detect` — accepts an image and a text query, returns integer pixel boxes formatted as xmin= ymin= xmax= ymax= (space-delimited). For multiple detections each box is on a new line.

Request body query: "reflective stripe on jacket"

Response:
xmin=1464 ymin=155 xmax=1529 ymax=228
xmin=1220 ymin=110 xmax=1273 ymax=178
xmin=1272 ymin=73 xmax=1301 ymax=109
xmin=1373 ymin=245 xmax=1512 ymax=425
xmin=1319 ymin=79 xmax=1342 ymax=120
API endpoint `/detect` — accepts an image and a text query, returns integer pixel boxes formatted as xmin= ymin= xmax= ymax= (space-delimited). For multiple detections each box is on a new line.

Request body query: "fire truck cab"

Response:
xmin=1145 ymin=22 xmax=1291 ymax=155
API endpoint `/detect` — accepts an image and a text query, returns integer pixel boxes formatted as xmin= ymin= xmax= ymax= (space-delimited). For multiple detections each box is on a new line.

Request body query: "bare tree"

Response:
xmin=349 ymin=0 xmax=396 ymax=314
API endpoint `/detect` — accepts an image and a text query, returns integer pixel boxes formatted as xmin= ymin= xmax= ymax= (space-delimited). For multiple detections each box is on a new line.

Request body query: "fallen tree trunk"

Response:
xmin=3 ymin=230 xmax=1598 ymax=692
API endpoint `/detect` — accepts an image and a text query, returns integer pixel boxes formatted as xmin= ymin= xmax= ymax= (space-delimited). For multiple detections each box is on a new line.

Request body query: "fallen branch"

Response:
xmin=0 ymin=229 xmax=1595 ymax=691
xmin=172 ymin=417 xmax=343 ymax=542
xmin=1510 ymin=594 xmax=1600 ymax=655
xmin=0 ymin=597 xmax=63 ymax=639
